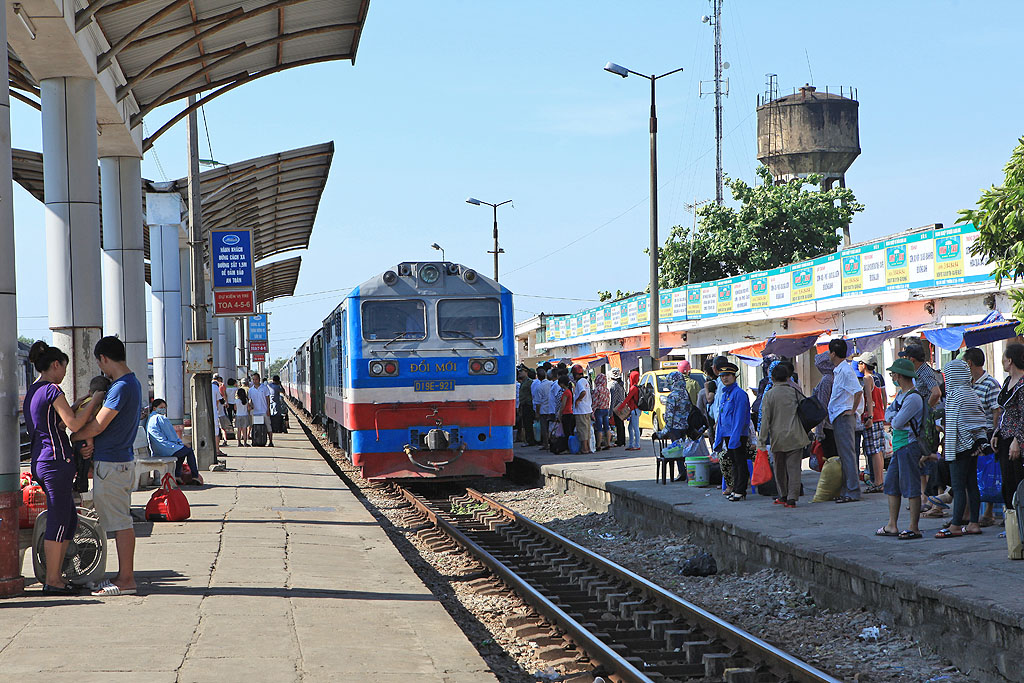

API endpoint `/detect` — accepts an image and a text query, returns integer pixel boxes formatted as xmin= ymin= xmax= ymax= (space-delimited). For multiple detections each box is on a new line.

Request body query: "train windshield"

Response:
xmin=438 ymin=298 xmax=501 ymax=339
xmin=361 ymin=300 xmax=427 ymax=341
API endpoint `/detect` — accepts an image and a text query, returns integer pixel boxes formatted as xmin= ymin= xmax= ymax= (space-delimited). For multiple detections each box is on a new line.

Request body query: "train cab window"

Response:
xmin=438 ymin=298 xmax=501 ymax=339
xmin=361 ymin=300 xmax=427 ymax=341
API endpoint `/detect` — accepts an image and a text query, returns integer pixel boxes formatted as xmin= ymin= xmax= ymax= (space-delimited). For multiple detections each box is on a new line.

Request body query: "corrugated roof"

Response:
xmin=9 ymin=0 xmax=369 ymax=150
xmin=10 ymin=141 xmax=333 ymax=267
xmin=255 ymin=255 xmax=302 ymax=303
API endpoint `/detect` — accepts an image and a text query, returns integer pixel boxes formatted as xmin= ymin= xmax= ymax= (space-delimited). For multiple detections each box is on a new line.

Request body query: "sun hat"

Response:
xmin=887 ymin=358 xmax=917 ymax=378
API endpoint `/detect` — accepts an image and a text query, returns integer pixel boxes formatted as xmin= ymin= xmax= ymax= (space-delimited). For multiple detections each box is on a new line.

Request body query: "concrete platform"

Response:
xmin=2 ymin=432 xmax=496 ymax=683
xmin=514 ymin=439 xmax=1024 ymax=683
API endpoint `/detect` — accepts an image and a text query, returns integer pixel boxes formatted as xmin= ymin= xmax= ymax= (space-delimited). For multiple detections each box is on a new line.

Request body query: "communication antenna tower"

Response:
xmin=701 ymin=1 xmax=727 ymax=205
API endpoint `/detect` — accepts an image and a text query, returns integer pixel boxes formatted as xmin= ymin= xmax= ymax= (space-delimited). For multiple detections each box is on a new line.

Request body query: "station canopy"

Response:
xmin=8 ymin=1 xmax=370 ymax=150
xmin=255 ymin=255 xmax=301 ymax=304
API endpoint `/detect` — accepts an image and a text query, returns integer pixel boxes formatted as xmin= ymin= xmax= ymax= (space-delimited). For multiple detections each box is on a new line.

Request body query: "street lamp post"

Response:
xmin=466 ymin=197 xmax=512 ymax=281
xmin=431 ymin=242 xmax=445 ymax=262
xmin=604 ymin=62 xmax=684 ymax=371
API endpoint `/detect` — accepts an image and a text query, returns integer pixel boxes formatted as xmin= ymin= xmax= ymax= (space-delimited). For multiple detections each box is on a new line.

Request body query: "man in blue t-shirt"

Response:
xmin=72 ymin=336 xmax=142 ymax=596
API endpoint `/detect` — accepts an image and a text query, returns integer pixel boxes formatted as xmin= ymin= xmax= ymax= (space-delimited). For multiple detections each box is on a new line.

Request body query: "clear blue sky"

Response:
xmin=11 ymin=1 xmax=1024 ymax=361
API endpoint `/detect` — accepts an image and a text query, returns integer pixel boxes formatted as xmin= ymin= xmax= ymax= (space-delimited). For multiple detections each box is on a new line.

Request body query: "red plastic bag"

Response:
xmin=145 ymin=473 xmax=191 ymax=522
xmin=808 ymin=440 xmax=825 ymax=473
xmin=751 ymin=449 xmax=773 ymax=487
xmin=20 ymin=484 xmax=46 ymax=529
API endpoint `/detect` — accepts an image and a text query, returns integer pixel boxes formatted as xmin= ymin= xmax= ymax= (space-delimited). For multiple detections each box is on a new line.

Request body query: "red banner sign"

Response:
xmin=249 ymin=340 xmax=268 ymax=353
xmin=251 ymin=353 xmax=266 ymax=363
xmin=213 ymin=289 xmax=255 ymax=316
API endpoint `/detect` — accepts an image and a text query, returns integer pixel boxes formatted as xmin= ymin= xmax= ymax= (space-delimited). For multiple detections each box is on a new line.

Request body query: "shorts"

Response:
xmin=574 ymin=413 xmax=592 ymax=440
xmin=218 ymin=415 xmax=231 ymax=429
xmin=93 ymin=460 xmax=135 ymax=533
xmin=863 ymin=421 xmax=886 ymax=455
xmin=883 ymin=443 xmax=923 ymax=500
xmin=235 ymin=415 xmax=251 ymax=429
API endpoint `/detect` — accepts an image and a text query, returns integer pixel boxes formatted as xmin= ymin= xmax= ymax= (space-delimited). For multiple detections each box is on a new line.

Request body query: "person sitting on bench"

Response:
xmin=146 ymin=399 xmax=203 ymax=485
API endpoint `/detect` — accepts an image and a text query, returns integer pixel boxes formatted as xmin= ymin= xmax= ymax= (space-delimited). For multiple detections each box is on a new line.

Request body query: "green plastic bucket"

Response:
xmin=685 ymin=456 xmax=711 ymax=486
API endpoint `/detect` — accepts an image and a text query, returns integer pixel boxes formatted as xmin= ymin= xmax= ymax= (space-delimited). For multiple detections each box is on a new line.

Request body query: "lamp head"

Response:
xmin=431 ymin=243 xmax=441 ymax=250
xmin=465 ymin=197 xmax=482 ymax=206
xmin=604 ymin=62 xmax=629 ymax=78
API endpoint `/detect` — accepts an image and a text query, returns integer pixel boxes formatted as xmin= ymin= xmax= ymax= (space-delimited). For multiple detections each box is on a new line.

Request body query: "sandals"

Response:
xmin=875 ymin=527 xmax=900 ymax=537
xmin=927 ymin=496 xmax=950 ymax=509
xmin=978 ymin=516 xmax=996 ymax=528
xmin=41 ymin=583 xmax=82 ymax=595
xmin=897 ymin=530 xmax=922 ymax=540
xmin=91 ymin=580 xmax=136 ymax=596
xmin=864 ymin=483 xmax=884 ymax=494
xmin=935 ymin=527 xmax=964 ymax=539
xmin=835 ymin=496 xmax=860 ymax=504
xmin=921 ymin=507 xmax=947 ymax=518
xmin=726 ymin=493 xmax=746 ymax=502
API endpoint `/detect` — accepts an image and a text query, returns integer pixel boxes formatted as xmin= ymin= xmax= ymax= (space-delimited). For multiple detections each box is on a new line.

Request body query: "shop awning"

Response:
xmin=570 ymin=353 xmax=610 ymax=369
xmin=729 ymin=330 xmax=828 ymax=364
xmin=846 ymin=324 xmax=923 ymax=356
xmin=922 ymin=314 xmax=1021 ymax=351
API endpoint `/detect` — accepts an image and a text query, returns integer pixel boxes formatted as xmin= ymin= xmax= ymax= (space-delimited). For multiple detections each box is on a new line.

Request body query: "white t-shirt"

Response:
xmin=211 ymin=382 xmax=223 ymax=418
xmin=235 ymin=391 xmax=250 ymax=417
xmin=249 ymin=383 xmax=271 ymax=415
xmin=573 ymin=377 xmax=592 ymax=415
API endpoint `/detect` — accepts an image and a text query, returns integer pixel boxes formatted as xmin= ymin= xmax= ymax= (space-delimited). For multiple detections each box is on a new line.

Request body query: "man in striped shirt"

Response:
xmin=965 ymin=347 xmax=1002 ymax=526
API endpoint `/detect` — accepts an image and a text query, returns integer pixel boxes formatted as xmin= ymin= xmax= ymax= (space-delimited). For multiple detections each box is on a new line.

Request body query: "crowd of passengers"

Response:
xmin=516 ymin=339 xmax=1024 ymax=540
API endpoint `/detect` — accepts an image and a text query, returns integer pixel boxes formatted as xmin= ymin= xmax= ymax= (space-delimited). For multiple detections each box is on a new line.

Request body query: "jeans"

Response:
xmin=950 ymin=449 xmax=981 ymax=525
xmin=997 ymin=434 xmax=1024 ymax=509
xmin=594 ymin=409 xmax=610 ymax=434
xmin=627 ymin=409 xmax=641 ymax=448
xmin=832 ymin=412 xmax=861 ymax=500
xmin=173 ymin=446 xmax=200 ymax=480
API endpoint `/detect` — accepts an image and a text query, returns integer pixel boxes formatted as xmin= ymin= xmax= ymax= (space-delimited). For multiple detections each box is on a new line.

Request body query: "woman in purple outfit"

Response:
xmin=23 ymin=341 xmax=103 ymax=594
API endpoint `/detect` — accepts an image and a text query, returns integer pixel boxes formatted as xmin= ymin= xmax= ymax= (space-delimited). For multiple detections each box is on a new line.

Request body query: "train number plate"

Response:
xmin=413 ymin=380 xmax=456 ymax=392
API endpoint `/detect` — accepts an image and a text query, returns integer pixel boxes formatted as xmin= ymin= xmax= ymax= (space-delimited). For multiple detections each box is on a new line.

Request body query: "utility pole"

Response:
xmin=187 ymin=95 xmax=216 ymax=470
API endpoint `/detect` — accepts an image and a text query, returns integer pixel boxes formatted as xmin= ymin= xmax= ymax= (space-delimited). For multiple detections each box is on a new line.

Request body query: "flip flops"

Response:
xmin=935 ymin=527 xmax=964 ymax=539
xmin=875 ymin=527 xmax=900 ymax=537
xmin=927 ymin=496 xmax=950 ymax=509
xmin=898 ymin=530 xmax=922 ymax=540
xmin=91 ymin=580 xmax=137 ymax=596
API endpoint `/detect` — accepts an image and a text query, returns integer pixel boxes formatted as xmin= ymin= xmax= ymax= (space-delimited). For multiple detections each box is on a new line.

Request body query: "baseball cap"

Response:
xmin=854 ymin=354 xmax=876 ymax=368
xmin=899 ymin=345 xmax=927 ymax=362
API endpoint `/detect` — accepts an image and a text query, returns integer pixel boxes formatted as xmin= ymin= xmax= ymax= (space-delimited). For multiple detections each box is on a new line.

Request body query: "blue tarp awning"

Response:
xmin=847 ymin=324 xmax=923 ymax=356
xmin=923 ymin=318 xmax=1021 ymax=351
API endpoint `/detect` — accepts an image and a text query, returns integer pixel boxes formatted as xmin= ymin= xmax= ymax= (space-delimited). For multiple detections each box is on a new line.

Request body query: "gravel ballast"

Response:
xmin=292 ymin=407 xmax=969 ymax=682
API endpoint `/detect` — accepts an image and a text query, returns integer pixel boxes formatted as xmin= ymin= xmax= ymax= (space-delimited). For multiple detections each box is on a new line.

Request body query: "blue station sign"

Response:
xmin=211 ymin=229 xmax=254 ymax=289
xmin=249 ymin=314 xmax=268 ymax=341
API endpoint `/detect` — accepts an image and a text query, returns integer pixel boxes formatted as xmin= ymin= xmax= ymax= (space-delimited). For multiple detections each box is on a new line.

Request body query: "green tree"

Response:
xmin=267 ymin=356 xmax=288 ymax=378
xmin=18 ymin=335 xmax=35 ymax=346
xmin=959 ymin=136 xmax=1024 ymax=329
xmin=598 ymin=288 xmax=643 ymax=303
xmin=659 ymin=166 xmax=864 ymax=288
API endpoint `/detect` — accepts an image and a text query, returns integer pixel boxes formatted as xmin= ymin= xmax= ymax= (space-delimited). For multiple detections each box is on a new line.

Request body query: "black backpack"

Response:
xmin=792 ymin=387 xmax=828 ymax=433
xmin=686 ymin=405 xmax=708 ymax=440
xmin=637 ymin=384 xmax=656 ymax=412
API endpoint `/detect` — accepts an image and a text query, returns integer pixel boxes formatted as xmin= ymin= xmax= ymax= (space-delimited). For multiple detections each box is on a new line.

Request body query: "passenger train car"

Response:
xmin=282 ymin=262 xmax=515 ymax=480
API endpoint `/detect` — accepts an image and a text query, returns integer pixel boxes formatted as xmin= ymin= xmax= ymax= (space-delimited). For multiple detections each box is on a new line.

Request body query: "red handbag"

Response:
xmin=145 ymin=473 xmax=191 ymax=522
xmin=20 ymin=484 xmax=47 ymax=529
xmin=751 ymin=449 xmax=773 ymax=487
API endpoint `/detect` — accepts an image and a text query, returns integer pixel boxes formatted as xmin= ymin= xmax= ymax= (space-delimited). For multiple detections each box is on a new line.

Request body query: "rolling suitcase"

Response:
xmin=251 ymin=415 xmax=268 ymax=447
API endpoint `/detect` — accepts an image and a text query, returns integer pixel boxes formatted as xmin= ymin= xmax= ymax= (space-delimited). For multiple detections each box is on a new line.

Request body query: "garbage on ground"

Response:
xmin=680 ymin=552 xmax=717 ymax=576
xmin=857 ymin=625 xmax=888 ymax=641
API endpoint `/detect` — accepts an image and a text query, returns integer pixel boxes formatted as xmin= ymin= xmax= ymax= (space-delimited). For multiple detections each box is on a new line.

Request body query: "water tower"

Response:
xmin=756 ymin=80 xmax=860 ymax=192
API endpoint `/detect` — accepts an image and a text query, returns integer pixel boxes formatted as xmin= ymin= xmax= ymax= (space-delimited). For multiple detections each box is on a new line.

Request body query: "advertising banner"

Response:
xmin=686 ymin=284 xmax=702 ymax=319
xmin=814 ymin=254 xmax=842 ymax=301
xmin=768 ymin=265 xmax=792 ymax=308
xmin=672 ymin=288 xmax=687 ymax=320
xmin=750 ymin=273 xmax=769 ymax=309
xmin=790 ymin=262 xmax=815 ymax=303
xmin=716 ymin=279 xmax=734 ymax=315
xmin=659 ymin=292 xmax=673 ymax=321
xmin=700 ymin=283 xmax=718 ymax=319
xmin=732 ymin=276 xmax=752 ymax=313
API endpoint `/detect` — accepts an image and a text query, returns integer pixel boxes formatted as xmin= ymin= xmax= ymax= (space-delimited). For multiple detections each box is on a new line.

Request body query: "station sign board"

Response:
xmin=213 ymin=289 xmax=256 ymax=316
xmin=249 ymin=314 xmax=268 ymax=341
xmin=251 ymin=353 xmax=266 ymax=363
xmin=211 ymin=229 xmax=254 ymax=288
xmin=249 ymin=340 xmax=268 ymax=354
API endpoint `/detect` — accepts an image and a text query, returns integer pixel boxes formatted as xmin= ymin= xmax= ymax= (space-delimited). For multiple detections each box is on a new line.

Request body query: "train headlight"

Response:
xmin=469 ymin=358 xmax=497 ymax=375
xmin=369 ymin=361 xmax=384 ymax=376
xmin=419 ymin=264 xmax=440 ymax=285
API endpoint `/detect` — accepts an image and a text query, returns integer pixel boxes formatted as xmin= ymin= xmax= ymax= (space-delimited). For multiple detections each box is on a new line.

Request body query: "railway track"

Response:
xmin=398 ymin=485 xmax=842 ymax=683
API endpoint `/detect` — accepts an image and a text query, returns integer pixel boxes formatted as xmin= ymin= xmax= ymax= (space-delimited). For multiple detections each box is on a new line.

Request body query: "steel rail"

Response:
xmin=398 ymin=487 xmax=653 ymax=683
xmin=464 ymin=488 xmax=842 ymax=683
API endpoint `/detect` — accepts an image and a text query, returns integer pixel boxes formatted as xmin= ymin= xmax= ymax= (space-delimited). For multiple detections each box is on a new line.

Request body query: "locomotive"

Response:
xmin=282 ymin=261 xmax=515 ymax=480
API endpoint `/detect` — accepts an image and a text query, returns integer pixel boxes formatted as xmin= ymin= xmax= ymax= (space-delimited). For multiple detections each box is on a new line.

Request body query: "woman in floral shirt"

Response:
xmin=659 ymin=371 xmax=692 ymax=441
xmin=592 ymin=373 xmax=611 ymax=451
xmin=996 ymin=343 xmax=1024 ymax=509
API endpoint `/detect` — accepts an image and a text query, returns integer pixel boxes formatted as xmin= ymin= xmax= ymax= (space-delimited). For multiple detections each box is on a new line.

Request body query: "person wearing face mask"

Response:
xmin=146 ymin=398 xmax=203 ymax=486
